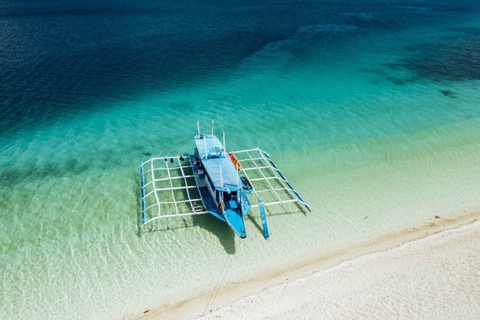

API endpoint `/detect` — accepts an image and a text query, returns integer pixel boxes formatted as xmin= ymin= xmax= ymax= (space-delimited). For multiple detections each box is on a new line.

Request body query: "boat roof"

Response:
xmin=195 ymin=134 xmax=242 ymax=192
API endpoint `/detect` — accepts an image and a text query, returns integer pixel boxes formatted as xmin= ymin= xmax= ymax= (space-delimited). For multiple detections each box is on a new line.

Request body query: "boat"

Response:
xmin=139 ymin=121 xmax=311 ymax=239
xmin=190 ymin=132 xmax=250 ymax=238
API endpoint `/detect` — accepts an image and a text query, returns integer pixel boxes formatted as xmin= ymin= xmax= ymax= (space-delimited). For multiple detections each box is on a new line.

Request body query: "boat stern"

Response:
xmin=224 ymin=208 xmax=247 ymax=238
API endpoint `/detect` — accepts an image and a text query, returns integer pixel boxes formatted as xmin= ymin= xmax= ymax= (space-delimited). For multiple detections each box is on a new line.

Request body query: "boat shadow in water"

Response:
xmin=247 ymin=215 xmax=264 ymax=236
xmin=192 ymin=214 xmax=236 ymax=255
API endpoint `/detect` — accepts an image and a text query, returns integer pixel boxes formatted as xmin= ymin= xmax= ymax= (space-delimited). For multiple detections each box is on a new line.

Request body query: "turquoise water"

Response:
xmin=2 ymin=1 xmax=480 ymax=319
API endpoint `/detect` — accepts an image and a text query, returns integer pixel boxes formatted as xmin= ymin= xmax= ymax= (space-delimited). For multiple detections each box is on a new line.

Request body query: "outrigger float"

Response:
xmin=139 ymin=121 xmax=311 ymax=239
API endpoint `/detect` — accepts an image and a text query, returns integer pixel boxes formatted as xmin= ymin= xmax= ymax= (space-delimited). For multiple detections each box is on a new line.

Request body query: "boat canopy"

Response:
xmin=195 ymin=134 xmax=242 ymax=192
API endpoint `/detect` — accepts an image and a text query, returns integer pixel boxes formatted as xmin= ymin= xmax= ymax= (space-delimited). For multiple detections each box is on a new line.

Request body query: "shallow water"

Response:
xmin=1 ymin=1 xmax=480 ymax=319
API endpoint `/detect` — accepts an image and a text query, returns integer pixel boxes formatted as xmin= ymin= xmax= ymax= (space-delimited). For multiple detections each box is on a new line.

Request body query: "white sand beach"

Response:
xmin=143 ymin=217 xmax=480 ymax=320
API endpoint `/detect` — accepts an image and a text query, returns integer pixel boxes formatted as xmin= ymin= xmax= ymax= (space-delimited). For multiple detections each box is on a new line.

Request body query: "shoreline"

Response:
xmin=137 ymin=208 xmax=480 ymax=319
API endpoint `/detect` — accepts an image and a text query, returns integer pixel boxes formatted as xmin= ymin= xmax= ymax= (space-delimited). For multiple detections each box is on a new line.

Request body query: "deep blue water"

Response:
xmin=2 ymin=0 xmax=479 ymax=137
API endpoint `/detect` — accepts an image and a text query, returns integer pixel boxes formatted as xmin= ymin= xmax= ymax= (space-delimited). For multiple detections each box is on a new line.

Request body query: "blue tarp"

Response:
xmin=195 ymin=134 xmax=242 ymax=192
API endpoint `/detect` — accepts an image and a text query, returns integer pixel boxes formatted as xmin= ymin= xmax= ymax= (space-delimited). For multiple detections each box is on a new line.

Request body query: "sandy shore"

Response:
xmin=140 ymin=215 xmax=480 ymax=320
xmin=198 ymin=219 xmax=480 ymax=319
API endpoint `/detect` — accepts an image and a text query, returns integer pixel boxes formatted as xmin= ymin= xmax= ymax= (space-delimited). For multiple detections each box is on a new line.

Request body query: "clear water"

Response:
xmin=1 ymin=1 xmax=480 ymax=319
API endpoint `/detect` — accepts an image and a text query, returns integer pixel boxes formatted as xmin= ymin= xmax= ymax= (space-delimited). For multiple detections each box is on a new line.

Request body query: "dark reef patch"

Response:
xmin=386 ymin=76 xmax=414 ymax=85
xmin=388 ymin=30 xmax=480 ymax=83
xmin=440 ymin=89 xmax=456 ymax=98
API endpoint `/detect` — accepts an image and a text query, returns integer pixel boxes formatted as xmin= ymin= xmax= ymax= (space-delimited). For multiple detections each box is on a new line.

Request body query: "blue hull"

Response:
xmin=201 ymin=190 xmax=251 ymax=238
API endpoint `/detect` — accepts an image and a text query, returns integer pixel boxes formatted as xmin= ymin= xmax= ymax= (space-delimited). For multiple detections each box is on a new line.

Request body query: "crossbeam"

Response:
xmin=140 ymin=149 xmax=311 ymax=228
xmin=230 ymin=148 xmax=311 ymax=211
xmin=140 ymin=156 xmax=207 ymax=227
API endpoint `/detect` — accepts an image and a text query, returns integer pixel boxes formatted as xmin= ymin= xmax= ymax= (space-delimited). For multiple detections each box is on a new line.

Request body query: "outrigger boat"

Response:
xmin=139 ymin=121 xmax=311 ymax=239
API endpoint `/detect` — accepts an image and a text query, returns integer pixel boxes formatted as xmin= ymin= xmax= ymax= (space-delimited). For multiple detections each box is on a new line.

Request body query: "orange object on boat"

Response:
xmin=228 ymin=152 xmax=242 ymax=171
xmin=217 ymin=201 xmax=225 ymax=213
